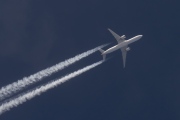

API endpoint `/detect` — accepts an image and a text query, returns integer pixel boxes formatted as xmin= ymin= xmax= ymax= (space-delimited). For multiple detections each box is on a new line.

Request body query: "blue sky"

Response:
xmin=0 ymin=0 xmax=180 ymax=120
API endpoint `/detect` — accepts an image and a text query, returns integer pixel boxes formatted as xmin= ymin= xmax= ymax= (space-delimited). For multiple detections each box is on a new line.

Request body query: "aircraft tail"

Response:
xmin=99 ymin=49 xmax=106 ymax=61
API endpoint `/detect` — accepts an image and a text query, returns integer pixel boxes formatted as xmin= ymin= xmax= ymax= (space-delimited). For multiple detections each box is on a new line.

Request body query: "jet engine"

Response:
xmin=126 ymin=47 xmax=130 ymax=51
xmin=121 ymin=35 xmax=126 ymax=39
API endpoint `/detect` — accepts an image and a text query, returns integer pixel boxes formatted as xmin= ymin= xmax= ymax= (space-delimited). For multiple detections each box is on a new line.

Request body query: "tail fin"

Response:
xmin=99 ymin=49 xmax=106 ymax=61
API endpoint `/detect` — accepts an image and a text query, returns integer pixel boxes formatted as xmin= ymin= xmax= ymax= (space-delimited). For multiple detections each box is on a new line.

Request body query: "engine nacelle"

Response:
xmin=126 ymin=47 xmax=130 ymax=51
xmin=121 ymin=35 xmax=126 ymax=39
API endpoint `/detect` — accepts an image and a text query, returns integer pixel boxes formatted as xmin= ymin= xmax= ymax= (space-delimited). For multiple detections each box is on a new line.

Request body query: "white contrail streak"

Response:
xmin=0 ymin=61 xmax=103 ymax=115
xmin=0 ymin=44 xmax=106 ymax=101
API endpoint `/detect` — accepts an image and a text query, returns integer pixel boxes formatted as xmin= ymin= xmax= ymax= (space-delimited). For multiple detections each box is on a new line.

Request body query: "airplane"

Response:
xmin=99 ymin=28 xmax=143 ymax=68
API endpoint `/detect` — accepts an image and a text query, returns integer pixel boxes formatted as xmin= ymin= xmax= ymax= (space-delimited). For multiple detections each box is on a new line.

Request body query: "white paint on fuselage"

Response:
xmin=102 ymin=35 xmax=142 ymax=55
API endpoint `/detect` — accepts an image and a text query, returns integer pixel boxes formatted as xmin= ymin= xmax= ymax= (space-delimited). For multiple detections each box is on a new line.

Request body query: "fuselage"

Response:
xmin=103 ymin=35 xmax=143 ymax=55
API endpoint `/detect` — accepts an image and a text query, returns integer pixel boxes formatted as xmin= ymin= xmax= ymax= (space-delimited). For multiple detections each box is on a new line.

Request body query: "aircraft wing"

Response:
xmin=120 ymin=46 xmax=127 ymax=68
xmin=108 ymin=28 xmax=125 ymax=43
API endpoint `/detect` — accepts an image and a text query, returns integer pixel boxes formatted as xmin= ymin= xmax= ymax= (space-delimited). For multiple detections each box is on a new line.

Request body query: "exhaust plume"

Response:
xmin=0 ymin=61 xmax=103 ymax=115
xmin=0 ymin=44 xmax=107 ymax=101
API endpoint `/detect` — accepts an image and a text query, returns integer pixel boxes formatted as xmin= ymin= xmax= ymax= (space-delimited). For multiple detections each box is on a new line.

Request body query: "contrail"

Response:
xmin=0 ymin=61 xmax=103 ymax=115
xmin=0 ymin=44 xmax=107 ymax=101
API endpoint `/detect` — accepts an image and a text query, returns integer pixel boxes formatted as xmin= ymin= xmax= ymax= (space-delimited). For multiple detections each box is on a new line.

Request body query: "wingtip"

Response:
xmin=107 ymin=28 xmax=111 ymax=31
xmin=123 ymin=63 xmax=126 ymax=68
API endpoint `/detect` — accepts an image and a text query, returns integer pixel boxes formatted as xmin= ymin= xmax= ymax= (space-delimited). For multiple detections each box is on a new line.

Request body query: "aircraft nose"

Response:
xmin=139 ymin=35 xmax=143 ymax=38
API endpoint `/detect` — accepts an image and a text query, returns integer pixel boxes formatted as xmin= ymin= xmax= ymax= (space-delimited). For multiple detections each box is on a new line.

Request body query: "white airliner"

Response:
xmin=99 ymin=28 xmax=143 ymax=68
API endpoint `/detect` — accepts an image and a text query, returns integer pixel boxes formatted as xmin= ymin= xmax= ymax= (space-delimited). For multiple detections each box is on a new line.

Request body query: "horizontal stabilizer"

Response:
xmin=99 ymin=49 xmax=106 ymax=60
xmin=102 ymin=54 xmax=106 ymax=61
xmin=99 ymin=48 xmax=104 ymax=54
